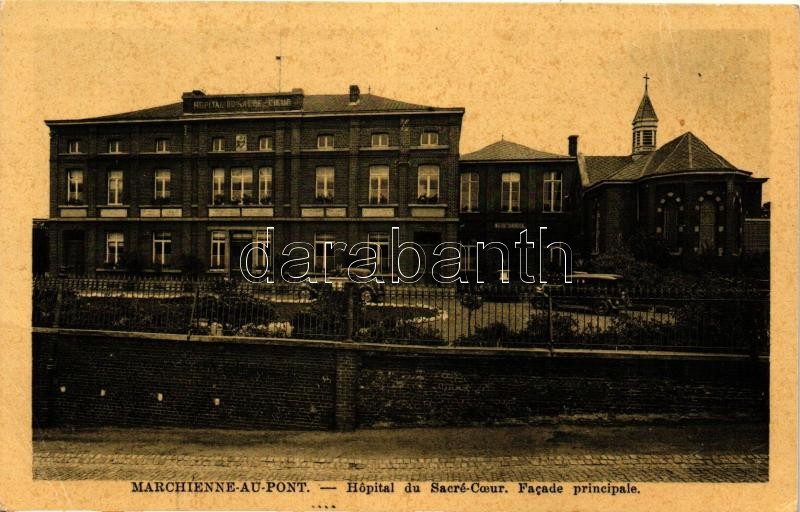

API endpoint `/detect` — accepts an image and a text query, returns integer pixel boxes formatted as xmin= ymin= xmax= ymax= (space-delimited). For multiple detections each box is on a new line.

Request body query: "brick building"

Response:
xmin=578 ymin=81 xmax=768 ymax=258
xmin=457 ymin=138 xmax=582 ymax=278
xmin=44 ymin=86 xmax=464 ymax=277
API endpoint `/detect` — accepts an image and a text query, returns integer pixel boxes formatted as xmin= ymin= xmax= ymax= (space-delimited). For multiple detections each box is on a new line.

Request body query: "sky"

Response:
xmin=0 ymin=3 xmax=780 ymax=221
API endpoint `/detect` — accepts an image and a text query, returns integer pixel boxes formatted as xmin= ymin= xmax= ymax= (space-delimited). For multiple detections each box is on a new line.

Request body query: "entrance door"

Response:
xmin=62 ymin=230 xmax=85 ymax=275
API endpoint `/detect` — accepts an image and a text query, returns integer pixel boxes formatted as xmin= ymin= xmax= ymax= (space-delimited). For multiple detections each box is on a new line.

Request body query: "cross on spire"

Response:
xmin=643 ymin=73 xmax=650 ymax=93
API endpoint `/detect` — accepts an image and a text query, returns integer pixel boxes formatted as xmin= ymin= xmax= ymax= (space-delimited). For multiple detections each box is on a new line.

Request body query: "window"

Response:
xmin=543 ymin=171 xmax=562 ymax=212
xmin=315 ymin=167 xmax=335 ymax=202
xmin=66 ymin=170 xmax=83 ymax=204
xmin=212 ymin=168 xmax=225 ymax=204
xmin=154 ymin=170 xmax=171 ymax=201
xmin=155 ymin=138 xmax=169 ymax=153
xmin=663 ymin=201 xmax=679 ymax=251
xmin=368 ymin=166 xmax=389 ymax=204
xmin=642 ymin=130 xmax=654 ymax=147
xmin=699 ymin=201 xmax=716 ymax=254
xmin=67 ymin=140 xmax=81 ymax=154
xmin=107 ymin=170 xmax=123 ymax=205
xmin=258 ymin=167 xmax=273 ymax=205
xmin=258 ymin=136 xmax=273 ymax=151
xmin=592 ymin=203 xmax=601 ymax=255
xmin=317 ymin=134 xmax=334 ymax=150
xmin=235 ymin=134 xmax=247 ymax=152
xmin=210 ymin=231 xmax=227 ymax=269
xmin=105 ymin=232 xmax=124 ymax=266
xmin=152 ymin=232 xmax=172 ymax=266
xmin=501 ymin=172 xmax=520 ymax=212
xmin=371 ymin=133 xmax=389 ymax=148
xmin=253 ymin=230 xmax=271 ymax=269
xmin=314 ymin=233 xmax=335 ymax=272
xmin=367 ymin=233 xmax=390 ymax=273
xmin=420 ymin=131 xmax=439 ymax=146
xmin=460 ymin=173 xmax=479 ymax=212
xmin=230 ymin=168 xmax=253 ymax=205
xmin=211 ymin=137 xmax=225 ymax=152
xmin=461 ymin=243 xmax=477 ymax=272
xmin=108 ymin=140 xmax=122 ymax=154
xmin=417 ymin=165 xmax=439 ymax=203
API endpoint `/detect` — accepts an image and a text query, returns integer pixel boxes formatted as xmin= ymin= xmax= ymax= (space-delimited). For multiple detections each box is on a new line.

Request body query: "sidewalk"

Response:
xmin=33 ymin=422 xmax=768 ymax=482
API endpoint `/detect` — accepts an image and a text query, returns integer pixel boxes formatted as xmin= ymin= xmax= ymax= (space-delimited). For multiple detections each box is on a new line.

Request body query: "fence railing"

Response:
xmin=32 ymin=276 xmax=770 ymax=355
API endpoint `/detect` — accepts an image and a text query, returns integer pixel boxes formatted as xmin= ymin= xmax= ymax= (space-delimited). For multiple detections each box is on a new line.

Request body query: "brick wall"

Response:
xmin=34 ymin=331 xmax=768 ymax=430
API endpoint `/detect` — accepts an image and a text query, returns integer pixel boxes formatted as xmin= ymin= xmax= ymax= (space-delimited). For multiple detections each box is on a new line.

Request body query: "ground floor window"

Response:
xmin=699 ymin=201 xmax=716 ymax=254
xmin=105 ymin=232 xmax=124 ymax=265
xmin=367 ymin=233 xmax=390 ymax=273
xmin=253 ymin=230 xmax=271 ymax=270
xmin=314 ymin=233 xmax=335 ymax=272
xmin=210 ymin=231 xmax=227 ymax=269
xmin=152 ymin=232 xmax=172 ymax=266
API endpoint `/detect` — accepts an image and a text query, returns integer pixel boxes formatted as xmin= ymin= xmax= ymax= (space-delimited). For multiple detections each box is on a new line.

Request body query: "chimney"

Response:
xmin=568 ymin=135 xmax=579 ymax=157
xmin=349 ymin=84 xmax=360 ymax=104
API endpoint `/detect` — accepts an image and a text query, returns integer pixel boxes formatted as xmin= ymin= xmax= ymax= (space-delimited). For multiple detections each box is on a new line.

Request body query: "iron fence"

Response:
xmin=33 ymin=276 xmax=769 ymax=355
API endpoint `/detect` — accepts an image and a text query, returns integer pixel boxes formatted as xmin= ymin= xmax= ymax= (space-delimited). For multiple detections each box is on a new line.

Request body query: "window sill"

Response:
xmin=139 ymin=151 xmax=181 ymax=155
xmin=411 ymin=145 xmax=449 ymax=150
xmin=360 ymin=203 xmax=399 ymax=207
xmin=97 ymin=152 xmax=129 ymax=156
xmin=360 ymin=146 xmax=400 ymax=151
xmin=58 ymin=152 xmax=87 ymax=156
xmin=408 ymin=203 xmax=448 ymax=208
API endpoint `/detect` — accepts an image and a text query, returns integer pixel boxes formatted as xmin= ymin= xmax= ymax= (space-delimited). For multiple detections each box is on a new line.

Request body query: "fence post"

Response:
xmin=345 ymin=282 xmax=354 ymax=342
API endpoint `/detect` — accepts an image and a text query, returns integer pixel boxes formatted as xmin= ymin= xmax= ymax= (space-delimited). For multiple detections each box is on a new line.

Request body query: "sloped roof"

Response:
xmin=50 ymin=93 xmax=459 ymax=123
xmin=632 ymin=92 xmax=658 ymax=123
xmin=582 ymin=156 xmax=633 ymax=184
xmin=460 ymin=139 xmax=570 ymax=162
xmin=585 ymin=132 xmax=748 ymax=188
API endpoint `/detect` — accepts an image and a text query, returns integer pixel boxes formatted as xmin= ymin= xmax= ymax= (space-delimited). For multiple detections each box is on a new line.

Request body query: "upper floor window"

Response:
xmin=258 ymin=167 xmax=273 ymax=205
xmin=543 ymin=171 xmax=562 ymax=213
xmin=460 ymin=173 xmax=479 ymax=212
xmin=315 ymin=167 xmax=335 ymax=202
xmin=317 ymin=134 xmax=335 ymax=150
xmin=212 ymin=168 xmax=225 ymax=205
xmin=235 ymin=134 xmax=247 ymax=152
xmin=155 ymin=138 xmax=169 ymax=153
xmin=154 ymin=169 xmax=171 ymax=201
xmin=66 ymin=170 xmax=83 ymax=204
xmin=152 ymin=232 xmax=172 ymax=267
xmin=258 ymin=136 xmax=273 ymax=151
xmin=108 ymin=139 xmax=122 ymax=154
xmin=371 ymin=133 xmax=389 ymax=148
xmin=105 ymin=232 xmax=125 ymax=266
xmin=417 ymin=165 xmax=440 ymax=203
xmin=67 ymin=140 xmax=82 ymax=154
xmin=230 ymin=167 xmax=253 ymax=205
xmin=211 ymin=137 xmax=225 ymax=152
xmin=107 ymin=170 xmax=123 ymax=205
xmin=501 ymin=172 xmax=521 ymax=212
xmin=420 ymin=131 xmax=439 ymax=146
xmin=369 ymin=166 xmax=389 ymax=205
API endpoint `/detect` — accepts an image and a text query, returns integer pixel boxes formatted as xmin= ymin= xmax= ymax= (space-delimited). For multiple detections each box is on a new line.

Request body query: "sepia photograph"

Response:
xmin=1 ymin=2 xmax=797 ymax=511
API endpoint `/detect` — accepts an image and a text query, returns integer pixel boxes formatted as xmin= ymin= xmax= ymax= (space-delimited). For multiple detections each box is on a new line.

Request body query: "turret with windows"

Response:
xmin=632 ymin=74 xmax=658 ymax=157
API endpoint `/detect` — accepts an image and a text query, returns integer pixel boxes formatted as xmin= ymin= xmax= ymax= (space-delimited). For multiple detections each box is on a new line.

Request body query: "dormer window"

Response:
xmin=420 ymin=131 xmax=439 ymax=147
xmin=211 ymin=137 xmax=225 ymax=152
xmin=67 ymin=140 xmax=82 ymax=154
xmin=371 ymin=133 xmax=389 ymax=148
xmin=317 ymin=134 xmax=334 ymax=150
xmin=258 ymin=136 xmax=273 ymax=151
xmin=108 ymin=139 xmax=122 ymax=154
xmin=155 ymin=138 xmax=169 ymax=153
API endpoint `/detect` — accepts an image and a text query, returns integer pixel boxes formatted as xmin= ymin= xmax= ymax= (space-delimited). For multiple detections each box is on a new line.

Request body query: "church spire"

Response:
xmin=632 ymin=73 xmax=658 ymax=156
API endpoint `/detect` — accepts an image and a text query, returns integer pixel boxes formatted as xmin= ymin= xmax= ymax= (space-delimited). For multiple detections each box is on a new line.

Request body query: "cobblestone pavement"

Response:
xmin=34 ymin=452 xmax=767 ymax=482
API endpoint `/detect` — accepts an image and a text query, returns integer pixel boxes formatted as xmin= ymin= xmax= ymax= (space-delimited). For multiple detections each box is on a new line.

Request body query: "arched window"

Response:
xmin=699 ymin=201 xmax=717 ymax=254
xmin=663 ymin=201 xmax=679 ymax=251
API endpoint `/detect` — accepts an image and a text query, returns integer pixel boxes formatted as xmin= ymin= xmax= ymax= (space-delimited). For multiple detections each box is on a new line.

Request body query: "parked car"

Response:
xmin=537 ymin=272 xmax=631 ymax=315
xmin=298 ymin=267 xmax=386 ymax=303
